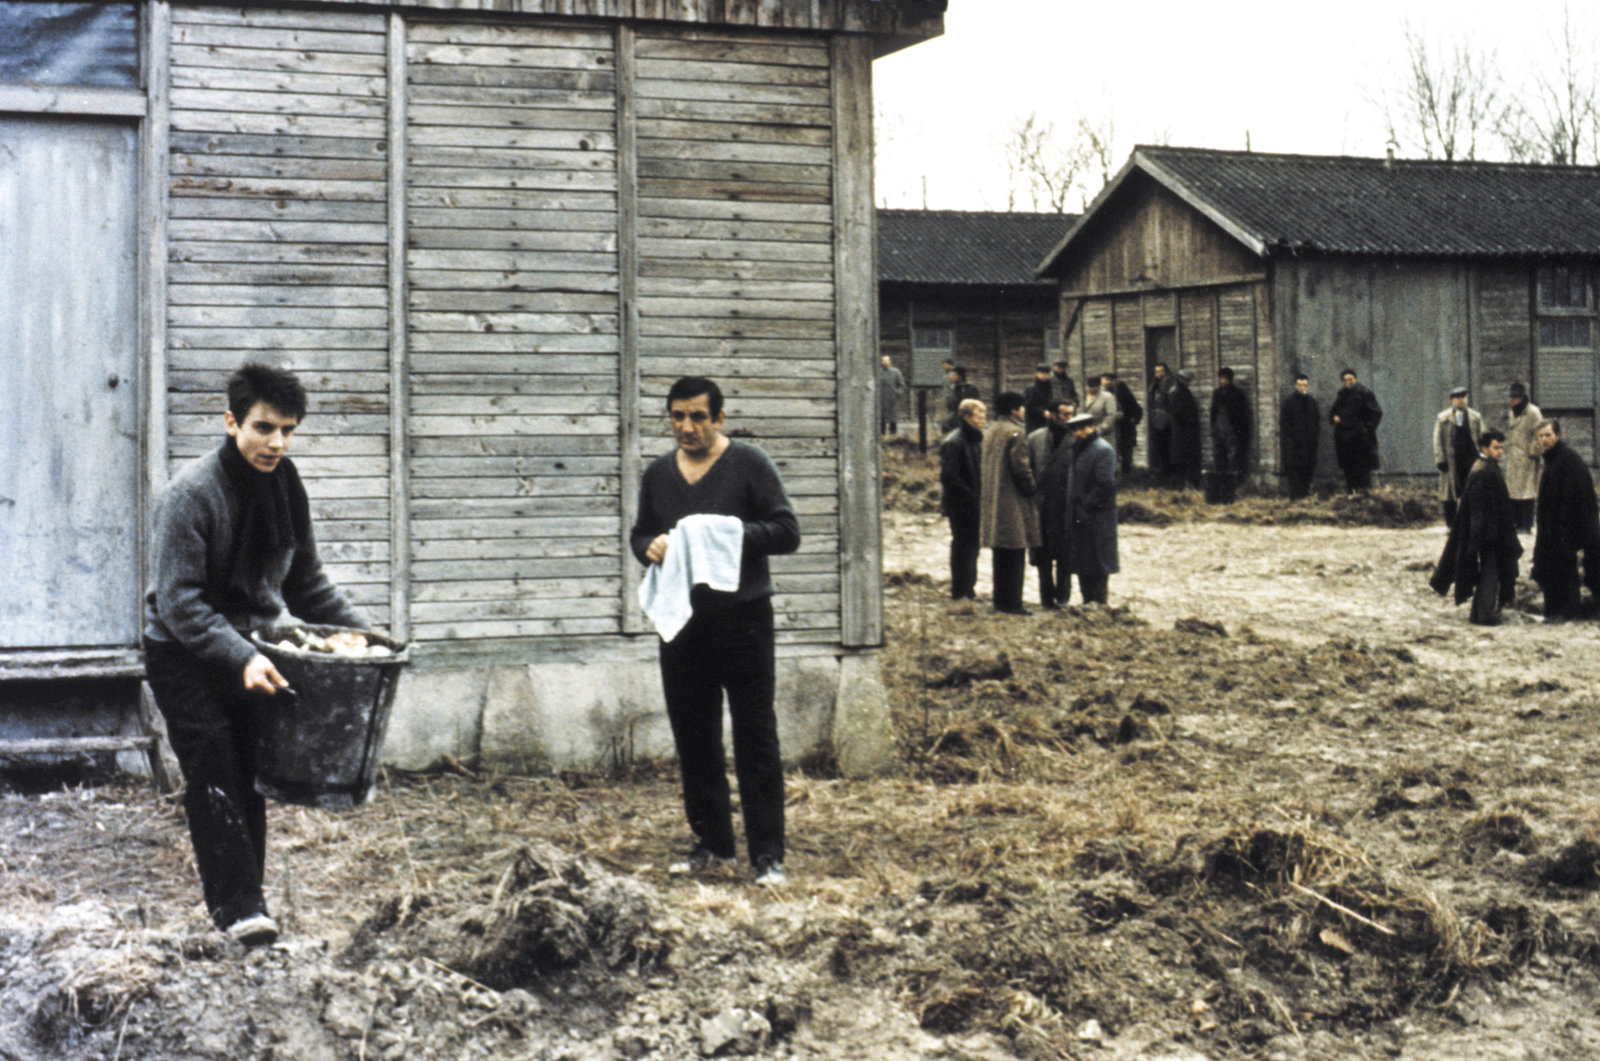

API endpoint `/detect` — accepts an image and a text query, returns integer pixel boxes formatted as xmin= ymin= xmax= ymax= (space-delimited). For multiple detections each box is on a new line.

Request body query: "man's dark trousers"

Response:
xmin=143 ymin=638 xmax=269 ymax=929
xmin=992 ymin=548 xmax=1027 ymax=612
xmin=949 ymin=516 xmax=979 ymax=599
xmin=657 ymin=596 xmax=783 ymax=865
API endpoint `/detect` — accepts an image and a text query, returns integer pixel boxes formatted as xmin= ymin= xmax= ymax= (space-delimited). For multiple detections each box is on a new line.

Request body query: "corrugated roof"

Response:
xmin=878 ymin=209 xmax=1074 ymax=287
xmin=1136 ymin=146 xmax=1600 ymax=258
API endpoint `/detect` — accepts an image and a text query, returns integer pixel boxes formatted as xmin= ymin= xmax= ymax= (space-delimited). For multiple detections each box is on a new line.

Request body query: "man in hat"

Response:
xmin=1029 ymin=396 xmax=1076 ymax=608
xmin=941 ymin=365 xmax=979 ymax=432
xmin=143 ymin=362 xmax=368 ymax=947
xmin=979 ymin=391 xmax=1039 ymax=615
xmin=1329 ymin=368 xmax=1383 ymax=492
xmin=1531 ymin=418 xmax=1600 ymax=621
xmin=1064 ymin=411 xmax=1119 ymax=604
xmin=1280 ymin=373 xmax=1320 ymax=500
xmin=878 ymin=354 xmax=906 ymax=436
xmin=1169 ymin=369 xmax=1204 ymax=490
xmin=1083 ymin=372 xmax=1119 ymax=440
xmin=1050 ymin=360 xmax=1078 ymax=407
xmin=1434 ymin=386 xmax=1484 ymax=525
xmin=1146 ymin=362 xmax=1175 ymax=485
xmin=939 ymin=397 xmax=986 ymax=600
xmin=1430 ymin=429 xmax=1521 ymax=625
xmin=1023 ymin=364 xmax=1056 ymax=434
xmin=1503 ymin=382 xmax=1542 ymax=532
xmin=1209 ymin=367 xmax=1252 ymax=503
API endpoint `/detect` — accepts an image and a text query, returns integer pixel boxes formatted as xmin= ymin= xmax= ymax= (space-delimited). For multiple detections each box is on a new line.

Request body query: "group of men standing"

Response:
xmin=939 ymin=388 xmax=1119 ymax=614
xmin=1429 ymin=383 xmax=1600 ymax=625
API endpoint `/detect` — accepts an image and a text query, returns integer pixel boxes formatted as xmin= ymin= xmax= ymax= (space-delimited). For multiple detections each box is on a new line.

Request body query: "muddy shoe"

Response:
xmin=753 ymin=856 xmax=787 ymax=886
xmin=670 ymin=845 xmax=737 ymax=875
xmin=225 ymin=913 xmax=279 ymax=947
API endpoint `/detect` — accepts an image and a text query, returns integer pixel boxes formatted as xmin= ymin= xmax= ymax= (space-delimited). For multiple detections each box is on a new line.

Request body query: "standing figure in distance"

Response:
xmin=1083 ymin=372 xmax=1119 ymax=442
xmin=1104 ymin=371 xmax=1142 ymax=479
xmin=1023 ymin=364 xmax=1055 ymax=435
xmin=979 ymin=391 xmax=1039 ymax=615
xmin=630 ymin=377 xmax=801 ymax=885
xmin=1502 ymin=382 xmax=1542 ymax=533
xmin=1531 ymin=418 xmax=1600 ymax=622
xmin=1049 ymin=360 xmax=1079 ymax=408
xmin=1146 ymin=363 xmax=1175 ymax=486
xmin=1433 ymin=386 xmax=1483 ymax=525
xmin=143 ymin=362 xmax=368 ymax=947
xmin=1064 ymin=412 xmax=1119 ymax=604
xmin=878 ymin=354 xmax=906 ymax=436
xmin=939 ymin=398 xmax=986 ymax=601
xmin=1280 ymin=373 xmax=1320 ymax=500
xmin=1208 ymin=367 xmax=1253 ymax=503
xmin=1429 ymin=430 xmax=1521 ymax=625
xmin=1169 ymin=369 xmax=1204 ymax=491
xmin=1029 ymin=397 xmax=1076 ymax=609
xmin=1329 ymin=368 xmax=1383 ymax=493
xmin=941 ymin=365 xmax=979 ymax=432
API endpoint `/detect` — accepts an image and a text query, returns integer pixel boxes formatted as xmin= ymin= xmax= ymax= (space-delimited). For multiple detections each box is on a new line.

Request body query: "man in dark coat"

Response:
xmin=1531 ymin=418 xmax=1600 ymax=621
xmin=1023 ymin=364 xmax=1055 ymax=435
xmin=1104 ymin=371 xmax=1142 ymax=478
xmin=1329 ymin=368 xmax=1382 ymax=493
xmin=1050 ymin=360 xmax=1078 ymax=407
xmin=1028 ymin=397 xmax=1076 ymax=609
xmin=939 ymin=398 xmax=985 ymax=600
xmin=1169 ymin=370 xmax=1204 ymax=490
xmin=1064 ymin=412 xmax=1119 ymax=604
xmin=1146 ymin=362 xmax=1174 ymax=485
xmin=941 ymin=366 xmax=979 ymax=432
xmin=1430 ymin=430 xmax=1521 ymax=625
xmin=1208 ymin=367 xmax=1252 ymax=503
xmin=1280 ymin=373 xmax=1320 ymax=499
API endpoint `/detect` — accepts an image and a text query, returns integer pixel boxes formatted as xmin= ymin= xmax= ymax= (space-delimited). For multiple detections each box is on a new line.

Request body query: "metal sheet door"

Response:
xmin=0 ymin=116 xmax=140 ymax=647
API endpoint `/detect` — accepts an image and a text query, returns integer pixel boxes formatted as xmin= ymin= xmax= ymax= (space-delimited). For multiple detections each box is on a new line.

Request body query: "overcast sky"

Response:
xmin=872 ymin=0 xmax=1598 ymax=211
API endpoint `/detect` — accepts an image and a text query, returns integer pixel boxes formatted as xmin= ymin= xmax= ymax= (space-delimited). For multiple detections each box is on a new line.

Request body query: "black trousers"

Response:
xmin=1469 ymin=557 xmax=1504 ymax=626
xmin=658 ymin=597 xmax=784 ymax=865
xmin=1443 ymin=499 xmax=1458 ymax=526
xmin=1066 ymin=569 xmax=1109 ymax=605
xmin=948 ymin=518 xmax=979 ymax=599
xmin=991 ymin=548 xmax=1027 ymax=611
xmin=1031 ymin=548 xmax=1065 ymax=607
xmin=143 ymin=638 xmax=269 ymax=930
xmin=1513 ymin=499 xmax=1535 ymax=533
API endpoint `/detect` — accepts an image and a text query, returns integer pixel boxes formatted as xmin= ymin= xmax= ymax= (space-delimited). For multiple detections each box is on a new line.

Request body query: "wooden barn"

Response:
xmin=1038 ymin=146 xmax=1600 ymax=483
xmin=0 ymin=0 xmax=945 ymax=776
xmin=877 ymin=209 xmax=1073 ymax=428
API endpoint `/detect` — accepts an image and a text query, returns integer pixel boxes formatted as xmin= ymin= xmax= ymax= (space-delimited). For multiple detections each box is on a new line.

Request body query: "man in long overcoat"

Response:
xmin=1531 ymin=418 xmax=1600 ymax=621
xmin=1083 ymin=373 xmax=1119 ymax=440
xmin=1169 ymin=370 xmax=1204 ymax=490
xmin=878 ymin=354 xmax=906 ymax=436
xmin=1063 ymin=412 xmax=1119 ymax=604
xmin=1105 ymin=371 xmax=1142 ymax=478
xmin=1029 ymin=397 xmax=1076 ymax=609
xmin=939 ymin=398 xmax=986 ymax=600
xmin=1209 ymin=367 xmax=1252 ymax=503
xmin=1280 ymin=373 xmax=1320 ymax=499
xmin=1503 ymin=382 xmax=1542 ymax=532
xmin=1147 ymin=362 xmax=1175 ymax=485
xmin=1023 ymin=364 xmax=1055 ymax=435
xmin=1330 ymin=368 xmax=1382 ymax=492
xmin=1430 ymin=430 xmax=1521 ymax=625
xmin=1434 ymin=386 xmax=1483 ymax=525
xmin=979 ymin=391 xmax=1039 ymax=615
xmin=1050 ymin=360 xmax=1078 ymax=407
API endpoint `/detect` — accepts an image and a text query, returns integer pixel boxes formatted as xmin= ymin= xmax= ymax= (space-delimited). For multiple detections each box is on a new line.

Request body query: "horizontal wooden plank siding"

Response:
xmin=406 ymin=20 xmax=623 ymax=642
xmin=632 ymin=26 xmax=841 ymax=641
xmin=167 ymin=4 xmax=394 ymax=628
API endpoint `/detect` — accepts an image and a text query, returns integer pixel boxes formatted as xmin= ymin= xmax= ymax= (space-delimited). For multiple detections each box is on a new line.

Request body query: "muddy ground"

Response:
xmin=6 ymin=444 xmax=1600 ymax=1060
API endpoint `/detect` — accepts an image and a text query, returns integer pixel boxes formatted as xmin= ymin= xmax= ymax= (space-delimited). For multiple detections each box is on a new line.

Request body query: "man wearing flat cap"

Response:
xmin=1063 ymin=412 xmax=1119 ymax=604
xmin=1434 ymin=386 xmax=1483 ymax=525
xmin=1503 ymin=382 xmax=1542 ymax=533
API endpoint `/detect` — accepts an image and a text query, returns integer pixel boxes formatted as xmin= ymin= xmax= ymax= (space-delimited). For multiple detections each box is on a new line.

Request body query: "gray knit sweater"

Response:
xmin=143 ymin=447 xmax=366 ymax=673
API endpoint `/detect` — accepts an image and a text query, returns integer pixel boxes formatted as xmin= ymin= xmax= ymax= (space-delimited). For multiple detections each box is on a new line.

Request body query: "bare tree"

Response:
xmin=1000 ymin=112 xmax=1084 ymax=213
xmin=1374 ymin=22 xmax=1504 ymax=160
xmin=1499 ymin=6 xmax=1598 ymax=164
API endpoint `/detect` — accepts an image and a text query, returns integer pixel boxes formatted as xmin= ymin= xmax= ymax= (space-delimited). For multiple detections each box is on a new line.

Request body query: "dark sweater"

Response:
xmin=143 ymin=446 xmax=366 ymax=672
xmin=629 ymin=440 xmax=801 ymax=603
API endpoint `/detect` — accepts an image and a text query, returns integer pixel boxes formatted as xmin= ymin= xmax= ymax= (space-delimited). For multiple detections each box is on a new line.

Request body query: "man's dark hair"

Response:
xmin=996 ymin=390 xmax=1026 ymax=416
xmin=1053 ymin=360 xmax=1068 ymax=371
xmin=1480 ymin=429 xmax=1507 ymax=448
xmin=1154 ymin=361 xmax=1170 ymax=374
xmin=666 ymin=376 xmax=724 ymax=417
xmin=228 ymin=362 xmax=307 ymax=423
xmin=1341 ymin=368 xmax=1357 ymax=379
xmin=1218 ymin=366 xmax=1235 ymax=382
xmin=952 ymin=366 xmax=968 ymax=381
xmin=1294 ymin=372 xmax=1309 ymax=383
xmin=1539 ymin=418 xmax=1561 ymax=436
xmin=1035 ymin=363 xmax=1052 ymax=374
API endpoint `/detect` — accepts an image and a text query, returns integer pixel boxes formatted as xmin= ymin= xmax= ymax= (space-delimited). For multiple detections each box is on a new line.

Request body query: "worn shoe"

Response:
xmin=753 ymin=856 xmax=787 ymax=886
xmin=225 ymin=913 xmax=279 ymax=947
xmin=669 ymin=845 xmax=737 ymax=875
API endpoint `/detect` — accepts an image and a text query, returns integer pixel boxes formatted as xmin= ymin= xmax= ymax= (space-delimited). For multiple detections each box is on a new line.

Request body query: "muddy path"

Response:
xmin=6 ymin=453 xmax=1600 ymax=1059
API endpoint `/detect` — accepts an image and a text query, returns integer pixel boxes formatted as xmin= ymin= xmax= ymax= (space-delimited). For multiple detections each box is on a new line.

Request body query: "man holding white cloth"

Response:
xmin=630 ymin=377 xmax=801 ymax=884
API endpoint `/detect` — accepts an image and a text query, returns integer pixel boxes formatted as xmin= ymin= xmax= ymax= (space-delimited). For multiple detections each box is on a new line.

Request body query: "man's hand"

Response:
xmin=645 ymin=534 xmax=670 ymax=564
xmin=243 ymin=653 xmax=289 ymax=694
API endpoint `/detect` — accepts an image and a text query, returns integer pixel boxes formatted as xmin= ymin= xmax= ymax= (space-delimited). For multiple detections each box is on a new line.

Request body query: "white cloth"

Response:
xmin=637 ymin=513 xmax=745 ymax=642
